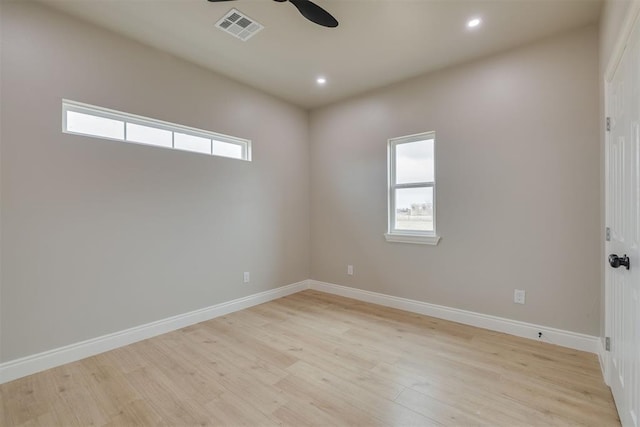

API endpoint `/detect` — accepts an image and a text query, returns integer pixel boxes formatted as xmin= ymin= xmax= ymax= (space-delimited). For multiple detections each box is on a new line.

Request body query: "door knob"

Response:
xmin=609 ymin=254 xmax=630 ymax=270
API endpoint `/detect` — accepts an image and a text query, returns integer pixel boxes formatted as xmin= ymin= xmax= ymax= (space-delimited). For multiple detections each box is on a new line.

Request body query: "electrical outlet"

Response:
xmin=243 ymin=272 xmax=250 ymax=283
xmin=347 ymin=265 xmax=354 ymax=276
xmin=514 ymin=289 xmax=526 ymax=304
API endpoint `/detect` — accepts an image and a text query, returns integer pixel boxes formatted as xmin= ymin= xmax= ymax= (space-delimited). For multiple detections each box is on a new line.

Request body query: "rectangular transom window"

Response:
xmin=62 ymin=100 xmax=251 ymax=161
xmin=385 ymin=131 xmax=440 ymax=245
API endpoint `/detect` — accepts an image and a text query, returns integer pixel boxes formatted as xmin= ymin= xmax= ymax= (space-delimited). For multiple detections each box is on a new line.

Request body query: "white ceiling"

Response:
xmin=40 ymin=0 xmax=602 ymax=109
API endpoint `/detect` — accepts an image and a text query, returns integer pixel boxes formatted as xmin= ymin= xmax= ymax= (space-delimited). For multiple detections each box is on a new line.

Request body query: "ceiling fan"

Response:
xmin=207 ymin=0 xmax=339 ymax=28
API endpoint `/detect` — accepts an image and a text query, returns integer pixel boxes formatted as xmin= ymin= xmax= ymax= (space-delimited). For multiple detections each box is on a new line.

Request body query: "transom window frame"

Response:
xmin=385 ymin=131 xmax=441 ymax=245
xmin=62 ymin=99 xmax=251 ymax=161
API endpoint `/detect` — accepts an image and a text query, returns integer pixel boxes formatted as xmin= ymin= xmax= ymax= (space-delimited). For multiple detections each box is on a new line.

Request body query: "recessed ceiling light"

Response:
xmin=467 ymin=18 xmax=481 ymax=29
xmin=316 ymin=77 xmax=327 ymax=85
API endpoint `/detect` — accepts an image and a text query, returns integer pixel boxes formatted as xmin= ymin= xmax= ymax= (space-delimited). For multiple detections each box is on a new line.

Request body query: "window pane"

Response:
xmin=174 ymin=133 xmax=211 ymax=154
xmin=395 ymin=187 xmax=434 ymax=232
xmin=63 ymin=101 xmax=251 ymax=161
xmin=126 ymin=123 xmax=172 ymax=148
xmin=66 ymin=110 xmax=124 ymax=140
xmin=395 ymin=139 xmax=434 ymax=184
xmin=212 ymin=140 xmax=243 ymax=159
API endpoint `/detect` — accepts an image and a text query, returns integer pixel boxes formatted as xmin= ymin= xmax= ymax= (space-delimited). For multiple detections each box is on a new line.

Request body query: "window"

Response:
xmin=62 ymin=100 xmax=251 ymax=161
xmin=386 ymin=131 xmax=440 ymax=245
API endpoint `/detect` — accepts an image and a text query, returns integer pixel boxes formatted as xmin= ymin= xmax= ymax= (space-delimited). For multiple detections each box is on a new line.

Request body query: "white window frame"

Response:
xmin=62 ymin=99 xmax=251 ymax=161
xmin=385 ymin=131 xmax=440 ymax=245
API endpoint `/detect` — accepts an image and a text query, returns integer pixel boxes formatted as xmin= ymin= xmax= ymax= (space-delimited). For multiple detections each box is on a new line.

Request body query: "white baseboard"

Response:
xmin=1 ymin=279 xmax=602 ymax=384
xmin=308 ymin=280 xmax=600 ymax=354
xmin=0 ymin=281 xmax=308 ymax=384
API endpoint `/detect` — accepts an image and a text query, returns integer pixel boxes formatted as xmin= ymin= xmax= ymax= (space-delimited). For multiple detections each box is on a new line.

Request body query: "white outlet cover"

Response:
xmin=514 ymin=289 xmax=526 ymax=304
xmin=347 ymin=265 xmax=354 ymax=275
xmin=243 ymin=272 xmax=250 ymax=283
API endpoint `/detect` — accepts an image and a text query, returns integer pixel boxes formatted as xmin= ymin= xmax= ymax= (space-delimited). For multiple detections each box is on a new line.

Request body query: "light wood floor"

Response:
xmin=1 ymin=290 xmax=620 ymax=426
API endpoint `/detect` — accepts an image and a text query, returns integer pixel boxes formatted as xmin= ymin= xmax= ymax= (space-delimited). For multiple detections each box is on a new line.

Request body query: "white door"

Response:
xmin=606 ymin=11 xmax=640 ymax=427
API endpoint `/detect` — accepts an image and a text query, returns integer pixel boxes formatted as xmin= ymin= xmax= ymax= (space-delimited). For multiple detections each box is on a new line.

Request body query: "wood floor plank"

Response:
xmin=285 ymin=360 xmax=433 ymax=426
xmin=395 ymin=387 xmax=484 ymax=426
xmin=1 ymin=290 xmax=620 ymax=426
xmin=101 ymin=399 xmax=163 ymax=427
xmin=273 ymin=374 xmax=385 ymax=426
xmin=203 ymin=393 xmax=280 ymax=427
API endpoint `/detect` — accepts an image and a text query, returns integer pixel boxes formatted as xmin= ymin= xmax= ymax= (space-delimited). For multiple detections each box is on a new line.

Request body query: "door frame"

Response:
xmin=603 ymin=0 xmax=640 ymax=388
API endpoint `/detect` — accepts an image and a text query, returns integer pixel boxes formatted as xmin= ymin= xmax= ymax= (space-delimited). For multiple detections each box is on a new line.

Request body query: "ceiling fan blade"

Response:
xmin=288 ymin=0 xmax=338 ymax=28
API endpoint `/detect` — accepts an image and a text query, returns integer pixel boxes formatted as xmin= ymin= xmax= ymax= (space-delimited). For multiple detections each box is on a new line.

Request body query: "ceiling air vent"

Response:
xmin=216 ymin=8 xmax=264 ymax=41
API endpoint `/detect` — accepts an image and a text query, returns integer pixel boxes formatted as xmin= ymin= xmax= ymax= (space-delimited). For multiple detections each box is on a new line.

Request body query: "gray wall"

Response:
xmin=1 ymin=1 xmax=310 ymax=362
xmin=309 ymin=26 xmax=601 ymax=335
xmin=600 ymin=1 xmax=632 ymax=64
xmin=0 ymin=0 xmax=4 ymax=362
xmin=0 ymin=1 xmax=608 ymax=364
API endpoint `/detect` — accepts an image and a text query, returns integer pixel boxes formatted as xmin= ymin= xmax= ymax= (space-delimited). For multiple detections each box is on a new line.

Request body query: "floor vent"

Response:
xmin=215 ymin=8 xmax=264 ymax=41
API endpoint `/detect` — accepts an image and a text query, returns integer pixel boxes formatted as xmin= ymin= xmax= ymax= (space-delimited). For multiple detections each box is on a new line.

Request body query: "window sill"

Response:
xmin=384 ymin=233 xmax=441 ymax=245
